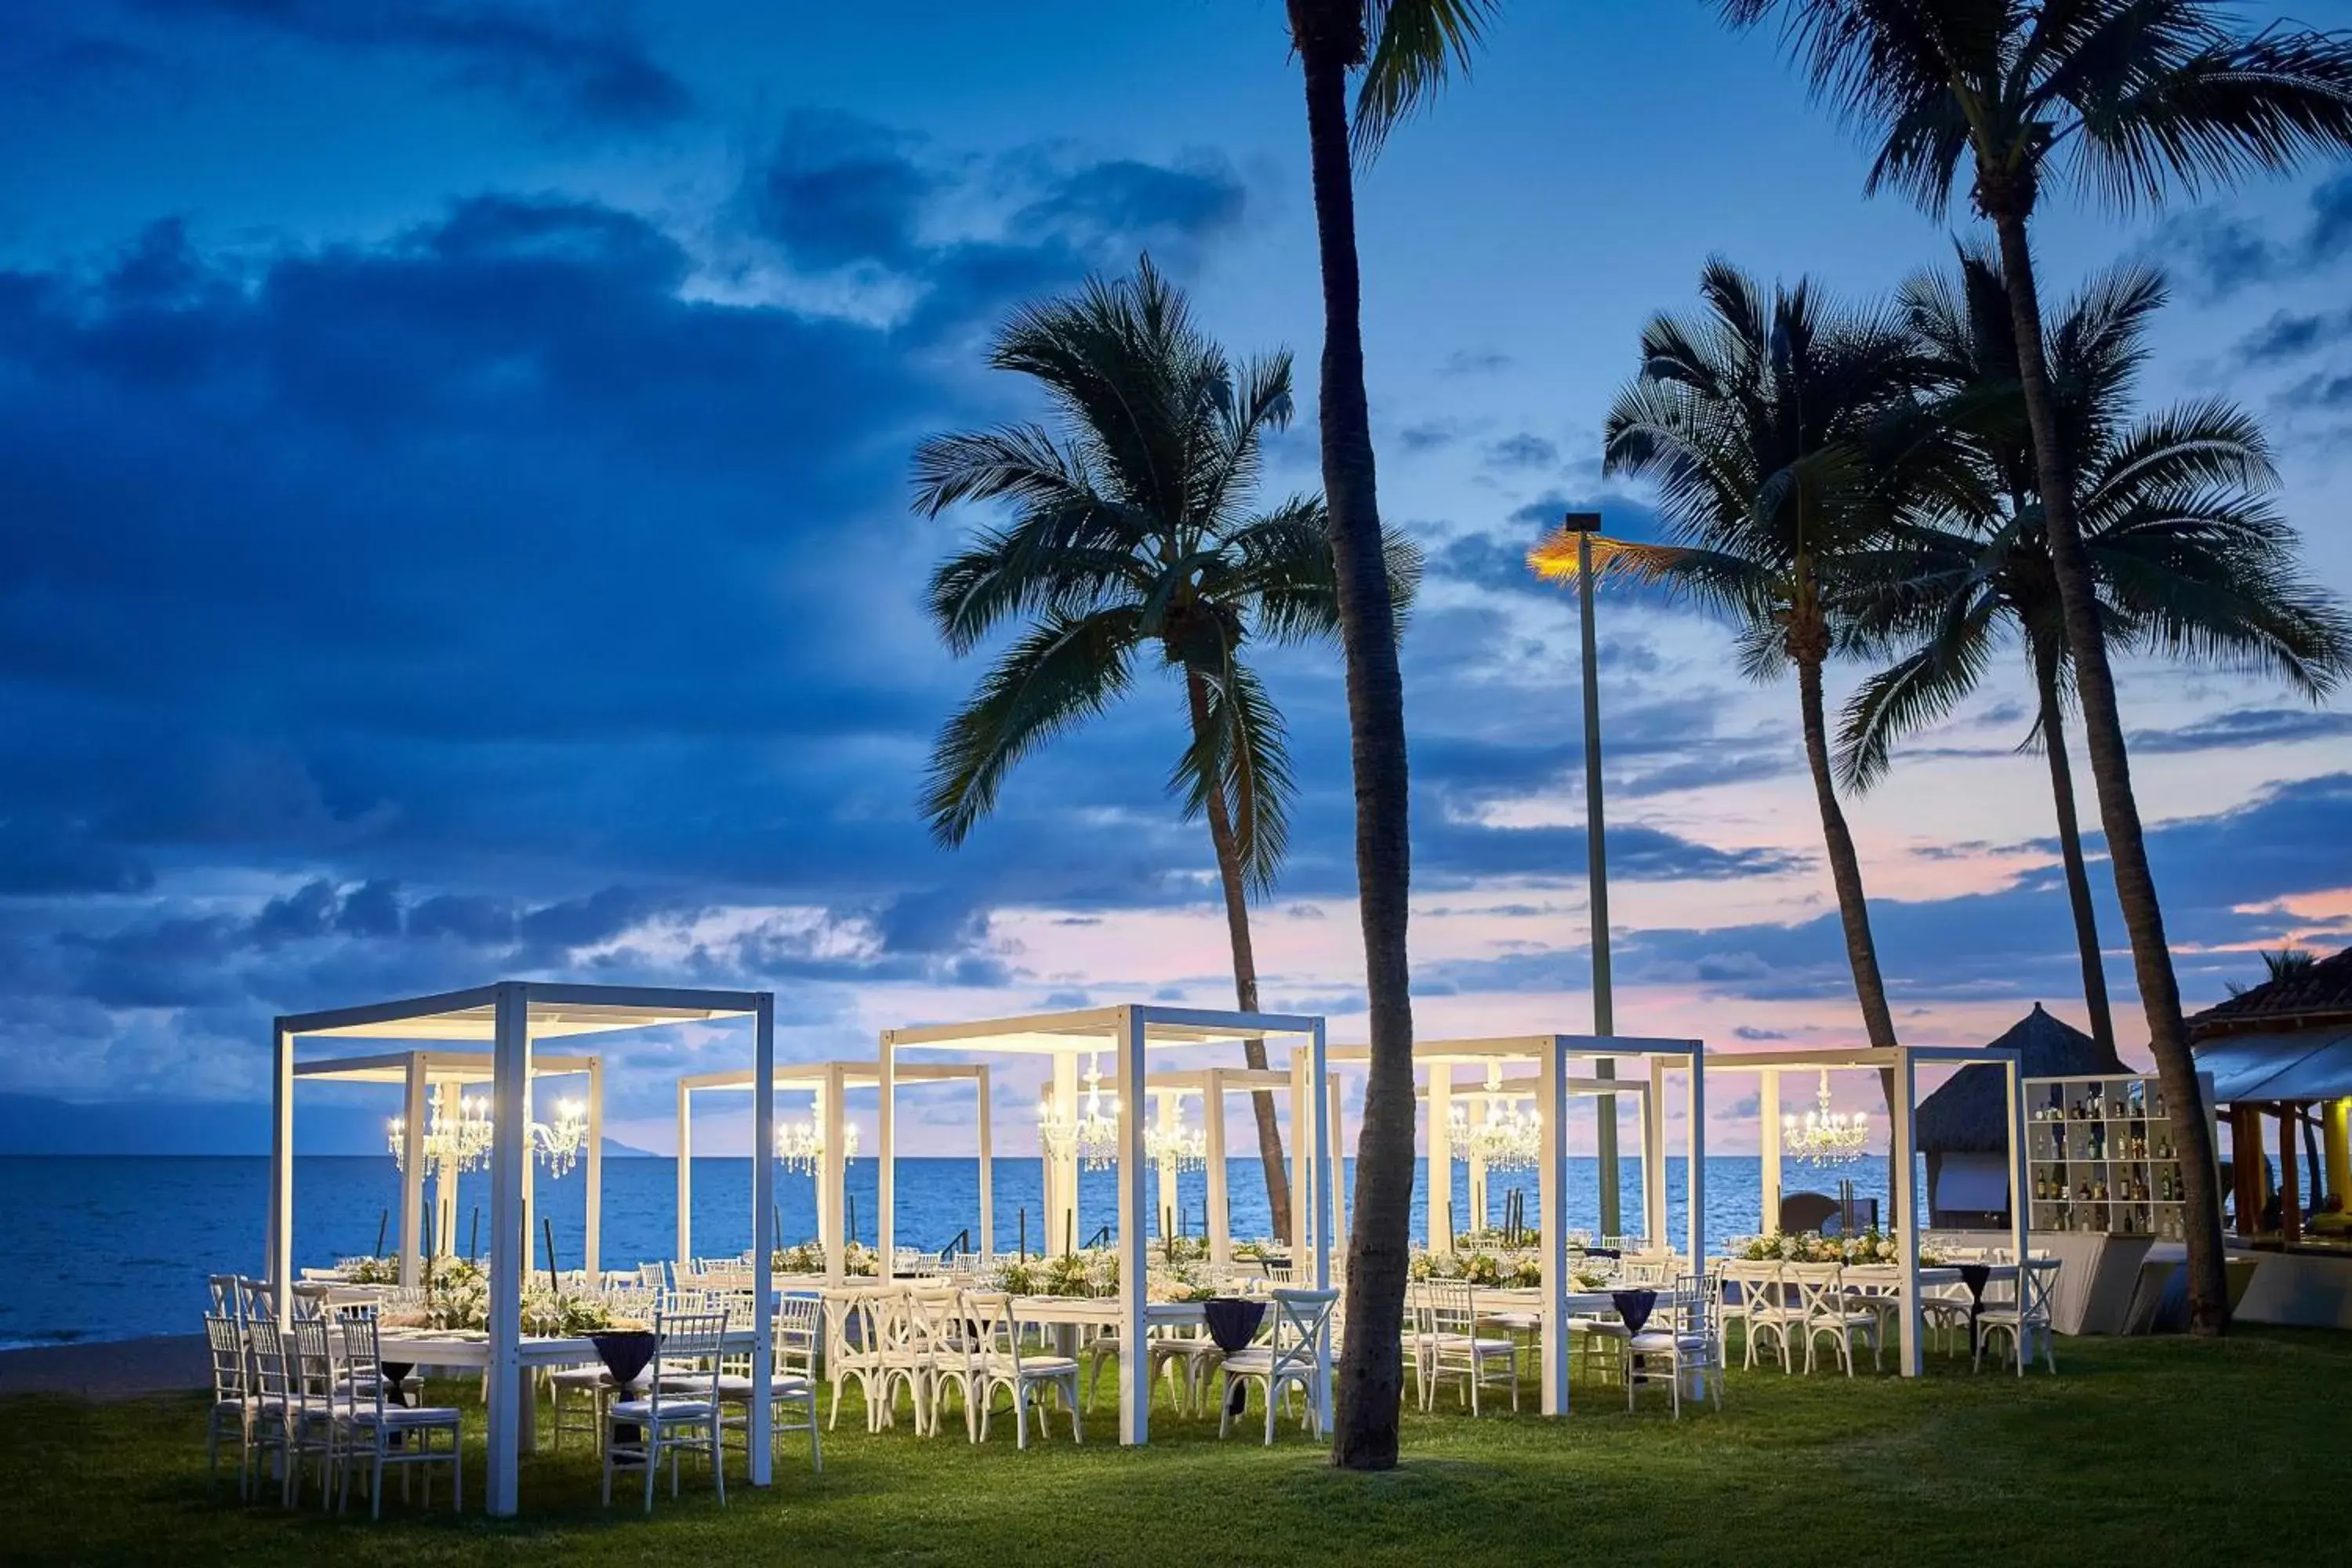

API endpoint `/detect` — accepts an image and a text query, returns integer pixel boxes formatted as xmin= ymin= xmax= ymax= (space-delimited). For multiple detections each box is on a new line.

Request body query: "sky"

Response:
xmin=2 ymin=0 xmax=2350 ymax=1158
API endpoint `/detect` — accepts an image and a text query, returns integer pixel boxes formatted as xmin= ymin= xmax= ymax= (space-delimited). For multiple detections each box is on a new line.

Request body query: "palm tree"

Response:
xmin=1842 ymin=254 xmax=2350 ymax=1055
xmin=913 ymin=258 xmax=1419 ymax=1248
xmin=1557 ymin=261 xmax=1949 ymax=1057
xmin=1716 ymin=0 xmax=2352 ymax=1332
xmin=1281 ymin=0 xmax=1491 ymax=1470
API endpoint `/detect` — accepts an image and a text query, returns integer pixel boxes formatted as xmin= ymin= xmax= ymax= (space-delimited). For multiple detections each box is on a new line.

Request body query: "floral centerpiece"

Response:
xmin=1737 ymin=1229 xmax=1944 ymax=1267
xmin=337 ymin=1255 xmax=399 ymax=1285
xmin=769 ymin=1239 xmax=879 ymax=1276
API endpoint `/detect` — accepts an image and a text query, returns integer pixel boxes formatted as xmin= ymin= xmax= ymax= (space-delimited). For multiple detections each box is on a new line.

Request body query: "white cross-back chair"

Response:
xmin=605 ymin=1309 xmax=728 ymax=1512
xmin=1722 ymin=1261 xmax=1797 ymax=1371
xmin=1411 ymin=1279 xmax=1518 ymax=1414
xmin=334 ymin=1311 xmax=463 ymax=1519
xmin=1976 ymin=1258 xmax=2060 ymax=1376
xmin=1786 ymin=1263 xmax=1879 ymax=1375
xmin=1218 ymin=1288 xmax=1335 ymax=1445
xmin=822 ymin=1291 xmax=893 ymax=1433
xmin=965 ymin=1291 xmax=1081 ymax=1449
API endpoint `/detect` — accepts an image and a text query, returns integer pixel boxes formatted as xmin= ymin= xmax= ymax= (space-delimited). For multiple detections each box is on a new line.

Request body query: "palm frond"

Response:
xmin=1352 ymin=0 xmax=1497 ymax=157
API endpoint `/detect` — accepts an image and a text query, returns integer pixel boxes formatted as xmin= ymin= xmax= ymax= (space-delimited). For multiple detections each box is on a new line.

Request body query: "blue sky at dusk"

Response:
xmin=3 ymin=1 xmax=2350 ymax=1153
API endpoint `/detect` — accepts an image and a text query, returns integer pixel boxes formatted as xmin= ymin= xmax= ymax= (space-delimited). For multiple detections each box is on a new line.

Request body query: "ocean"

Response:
xmin=0 ymin=1154 xmax=1904 ymax=1348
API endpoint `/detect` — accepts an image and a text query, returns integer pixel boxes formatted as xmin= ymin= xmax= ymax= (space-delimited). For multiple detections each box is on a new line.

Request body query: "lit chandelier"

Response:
xmin=1784 ymin=1069 xmax=1868 ymax=1166
xmin=388 ymin=1094 xmax=494 ymax=1176
xmin=1450 ymin=1065 xmax=1541 ymax=1172
xmin=1038 ymin=1054 xmax=1121 ymax=1171
xmin=774 ymin=1094 xmax=860 ymax=1177
xmin=1144 ymin=1101 xmax=1207 ymax=1173
xmin=387 ymin=1092 xmax=589 ymax=1178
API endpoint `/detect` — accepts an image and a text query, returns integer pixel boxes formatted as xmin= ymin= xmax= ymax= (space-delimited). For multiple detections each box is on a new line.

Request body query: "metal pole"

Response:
xmin=1578 ymin=524 xmax=1621 ymax=1237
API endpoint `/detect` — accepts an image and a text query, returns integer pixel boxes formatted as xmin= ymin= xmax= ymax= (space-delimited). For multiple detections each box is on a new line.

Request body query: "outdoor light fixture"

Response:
xmin=387 ymin=1091 xmax=589 ymax=1178
xmin=1784 ymin=1069 xmax=1869 ymax=1165
xmin=1449 ymin=1065 xmax=1541 ymax=1173
xmin=774 ymin=1093 xmax=858 ymax=1177
xmin=1039 ymin=1054 xmax=1121 ymax=1169
xmin=1144 ymin=1101 xmax=1208 ymax=1173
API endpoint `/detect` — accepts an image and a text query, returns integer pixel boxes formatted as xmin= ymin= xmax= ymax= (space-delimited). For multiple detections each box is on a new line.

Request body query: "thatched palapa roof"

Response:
xmin=1915 ymin=1004 xmax=2123 ymax=1155
xmin=2187 ymin=945 xmax=2352 ymax=1041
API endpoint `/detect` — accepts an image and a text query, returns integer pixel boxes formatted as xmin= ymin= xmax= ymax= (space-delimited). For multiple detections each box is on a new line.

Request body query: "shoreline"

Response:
xmin=0 ymin=1334 xmax=208 ymax=1400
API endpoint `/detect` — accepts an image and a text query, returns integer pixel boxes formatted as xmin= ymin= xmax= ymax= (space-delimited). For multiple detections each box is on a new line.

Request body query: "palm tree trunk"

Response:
xmin=1797 ymin=654 xmax=1900 ymax=1051
xmin=1185 ymin=670 xmax=1296 ymax=1245
xmin=2033 ymin=640 xmax=2117 ymax=1054
xmin=1298 ymin=26 xmax=1417 ymax=1472
xmin=1990 ymin=210 xmax=2229 ymax=1334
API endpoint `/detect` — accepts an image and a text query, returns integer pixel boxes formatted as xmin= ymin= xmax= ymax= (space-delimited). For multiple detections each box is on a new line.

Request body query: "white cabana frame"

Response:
xmin=879 ymin=1004 xmax=1330 ymax=1446
xmin=1707 ymin=1043 xmax=2027 ymax=1377
xmin=1332 ymin=1033 xmax=1704 ymax=1417
xmin=1140 ymin=1066 xmax=1345 ymax=1269
xmin=292 ymin=1047 xmax=604 ymax=1288
xmin=271 ymin=981 xmax=774 ymax=1517
xmin=676 ymin=1060 xmax=993 ymax=1281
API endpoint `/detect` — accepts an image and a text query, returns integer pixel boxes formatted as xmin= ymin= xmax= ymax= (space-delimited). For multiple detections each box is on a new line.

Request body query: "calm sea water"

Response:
xmin=0 ymin=1154 xmax=1904 ymax=1348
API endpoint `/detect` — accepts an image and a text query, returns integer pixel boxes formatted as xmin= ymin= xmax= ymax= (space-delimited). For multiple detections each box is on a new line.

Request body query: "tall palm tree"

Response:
xmin=1559 ymin=261 xmax=1949 ymax=1057
xmin=1841 ymin=254 xmax=2350 ymax=1056
xmin=913 ymin=259 xmax=1419 ymax=1247
xmin=1282 ymin=0 xmax=1492 ymax=1470
xmin=1718 ymin=0 xmax=2352 ymax=1332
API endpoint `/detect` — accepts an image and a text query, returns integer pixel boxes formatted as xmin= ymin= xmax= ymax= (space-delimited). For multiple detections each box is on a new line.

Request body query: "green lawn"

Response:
xmin=5 ymin=1330 xmax=2339 ymax=1566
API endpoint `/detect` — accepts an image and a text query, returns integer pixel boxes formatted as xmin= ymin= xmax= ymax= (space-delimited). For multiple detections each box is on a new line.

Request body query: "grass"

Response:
xmin=4 ymin=1329 xmax=2341 ymax=1566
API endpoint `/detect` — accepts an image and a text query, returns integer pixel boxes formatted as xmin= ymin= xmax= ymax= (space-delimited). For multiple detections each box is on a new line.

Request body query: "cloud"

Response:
xmin=130 ymin=0 xmax=693 ymax=130
xmin=2147 ymin=169 xmax=2352 ymax=300
xmin=1440 ymin=349 xmax=1511 ymax=376
xmin=1484 ymin=433 xmax=1559 ymax=470
xmin=2129 ymin=709 xmax=2352 ymax=753
xmin=735 ymin=113 xmax=1248 ymax=340
xmin=2281 ymin=372 xmax=2352 ymax=412
xmin=2234 ymin=308 xmax=2352 ymax=365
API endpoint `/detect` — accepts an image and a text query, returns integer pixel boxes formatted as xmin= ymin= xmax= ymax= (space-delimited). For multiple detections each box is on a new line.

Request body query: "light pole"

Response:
xmin=1533 ymin=511 xmax=1619 ymax=1236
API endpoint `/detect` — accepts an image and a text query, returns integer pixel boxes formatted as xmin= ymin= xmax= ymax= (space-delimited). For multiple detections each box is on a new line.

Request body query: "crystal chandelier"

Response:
xmin=775 ymin=1094 xmax=860 ymax=1177
xmin=1784 ymin=1069 xmax=1868 ymax=1165
xmin=532 ymin=1097 xmax=590 ymax=1179
xmin=1450 ymin=1066 xmax=1540 ymax=1172
xmin=1144 ymin=1100 xmax=1207 ymax=1173
xmin=1038 ymin=1054 xmax=1120 ymax=1170
xmin=388 ymin=1093 xmax=494 ymax=1177
xmin=388 ymin=1091 xmax=590 ymax=1178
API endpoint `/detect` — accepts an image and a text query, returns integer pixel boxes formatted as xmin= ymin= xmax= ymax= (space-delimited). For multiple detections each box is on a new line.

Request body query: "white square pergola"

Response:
xmin=877 ymin=1004 xmax=1331 ymax=1446
xmin=1706 ymin=1042 xmax=2028 ymax=1377
xmin=291 ymin=1046 xmax=604 ymax=1287
xmin=270 ymin=981 xmax=775 ymax=1517
xmin=675 ymin=1060 xmax=993 ymax=1280
xmin=1329 ymin=1033 xmax=1704 ymax=1418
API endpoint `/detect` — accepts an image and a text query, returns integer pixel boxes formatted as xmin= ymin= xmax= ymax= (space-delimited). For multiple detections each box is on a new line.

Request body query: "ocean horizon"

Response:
xmin=1 ymin=1152 xmax=1907 ymax=1349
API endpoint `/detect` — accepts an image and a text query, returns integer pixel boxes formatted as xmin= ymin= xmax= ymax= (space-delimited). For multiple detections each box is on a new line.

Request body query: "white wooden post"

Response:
xmin=1539 ymin=1033 xmax=1570 ymax=1416
xmin=584 ymin=1057 xmax=603 ymax=1281
xmin=1290 ymin=1053 xmax=1312 ymax=1255
xmin=749 ymin=994 xmax=775 ymax=1486
xmin=1048 ymin=1053 xmax=1079 ymax=1257
xmin=1686 ymin=1046 xmax=1707 ymax=1272
xmin=878 ymin=1032 xmax=896 ymax=1279
xmin=1429 ymin=1066 xmax=1454 ymax=1252
xmin=1309 ymin=1019 xmax=1334 ymax=1429
xmin=2006 ymin=1055 xmax=2029 ymax=1271
xmin=485 ymin=982 xmax=529 ymax=1516
xmin=1644 ymin=1057 xmax=1668 ymax=1249
xmin=821 ymin=1063 xmax=847 ymax=1283
xmin=267 ymin=1019 xmax=292 ymax=1324
xmin=675 ymin=1080 xmax=692 ymax=1268
xmin=398 ymin=1052 xmax=426 ymax=1287
xmin=1893 ymin=1047 xmax=1921 ymax=1377
xmin=520 ymin=1071 xmax=535 ymax=1283
xmin=1759 ymin=1069 xmax=1782 ymax=1235
xmin=1327 ymin=1071 xmax=1348 ymax=1257
xmin=1203 ymin=1067 xmax=1229 ymax=1267
xmin=1116 ymin=1009 xmax=1150 ymax=1444
xmin=975 ymin=1065 xmax=995 ymax=1260
xmin=1155 ymin=1090 xmax=1180 ymax=1242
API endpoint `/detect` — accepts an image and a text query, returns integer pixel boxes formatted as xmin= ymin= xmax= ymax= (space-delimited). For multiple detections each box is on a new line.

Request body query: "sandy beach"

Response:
xmin=0 ymin=1335 xmax=207 ymax=1401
